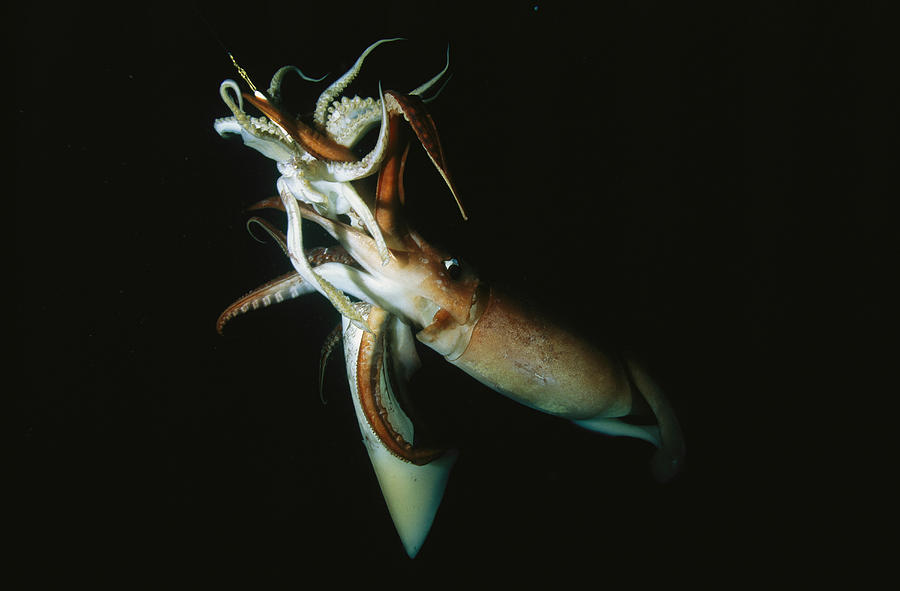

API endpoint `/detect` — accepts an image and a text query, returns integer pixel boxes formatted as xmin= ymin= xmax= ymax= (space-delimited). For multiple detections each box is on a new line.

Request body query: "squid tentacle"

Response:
xmin=238 ymin=198 xmax=410 ymax=319
xmin=324 ymin=44 xmax=451 ymax=149
xmin=384 ymin=91 xmax=466 ymax=220
xmin=325 ymin=95 xmax=383 ymax=148
xmin=321 ymin=83 xmax=390 ymax=183
xmin=313 ymin=85 xmax=394 ymax=265
xmin=408 ymin=44 xmax=451 ymax=98
xmin=313 ymin=38 xmax=403 ymax=127
xmin=245 ymin=216 xmax=288 ymax=254
xmin=341 ymin=303 xmax=457 ymax=559
xmin=277 ymin=164 xmax=331 ymax=206
xmin=216 ymin=271 xmax=313 ymax=335
xmin=241 ymin=91 xmax=356 ymax=162
xmin=219 ymin=79 xmax=245 ymax=120
xmin=267 ymin=65 xmax=328 ymax=104
xmin=318 ymin=322 xmax=343 ymax=405
xmin=216 ymin=244 xmax=358 ymax=335
xmin=333 ymin=179 xmax=392 ymax=264
xmin=217 ymin=80 xmax=295 ymax=148
xmin=418 ymin=73 xmax=453 ymax=105
xmin=280 ymin=189 xmax=367 ymax=327
xmin=280 ymin=161 xmax=392 ymax=265
xmin=355 ymin=305 xmax=444 ymax=465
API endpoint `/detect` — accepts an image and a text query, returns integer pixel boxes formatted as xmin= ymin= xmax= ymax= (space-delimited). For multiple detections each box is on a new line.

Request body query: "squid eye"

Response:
xmin=442 ymin=257 xmax=461 ymax=280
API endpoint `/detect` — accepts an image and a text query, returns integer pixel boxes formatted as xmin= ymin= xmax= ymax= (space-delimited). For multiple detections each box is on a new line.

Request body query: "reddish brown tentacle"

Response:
xmin=385 ymin=91 xmax=467 ymax=220
xmin=216 ymin=270 xmax=305 ymax=335
xmin=357 ymin=307 xmax=445 ymax=465
xmin=375 ymin=110 xmax=411 ymax=243
xmin=216 ymin=245 xmax=358 ymax=335
xmin=242 ymin=92 xmax=357 ymax=162
xmin=306 ymin=244 xmax=359 ymax=267
xmin=246 ymin=195 xmax=286 ymax=213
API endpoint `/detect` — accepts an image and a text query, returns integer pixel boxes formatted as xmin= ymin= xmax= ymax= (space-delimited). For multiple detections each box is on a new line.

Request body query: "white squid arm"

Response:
xmin=324 ymin=45 xmax=452 ymax=147
xmin=280 ymin=191 xmax=365 ymax=326
xmin=309 ymin=176 xmax=391 ymax=265
xmin=215 ymin=80 xmax=297 ymax=162
xmin=321 ymin=84 xmax=390 ymax=184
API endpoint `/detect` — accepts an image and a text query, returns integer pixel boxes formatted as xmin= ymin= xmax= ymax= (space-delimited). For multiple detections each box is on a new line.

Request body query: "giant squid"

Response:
xmin=213 ymin=39 xmax=685 ymax=558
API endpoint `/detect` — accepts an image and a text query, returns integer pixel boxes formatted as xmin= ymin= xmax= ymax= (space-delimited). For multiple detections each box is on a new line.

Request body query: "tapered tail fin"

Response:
xmin=623 ymin=353 xmax=686 ymax=482
xmin=573 ymin=354 xmax=685 ymax=482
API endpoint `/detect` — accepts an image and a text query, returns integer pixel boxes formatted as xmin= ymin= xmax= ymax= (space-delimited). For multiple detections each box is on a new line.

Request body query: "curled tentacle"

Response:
xmin=325 ymin=95 xmax=383 ymax=148
xmin=409 ymin=44 xmax=451 ymax=98
xmin=268 ymin=65 xmax=328 ymax=104
xmin=313 ymin=38 xmax=404 ymax=127
xmin=324 ymin=45 xmax=451 ymax=148
xmin=246 ymin=216 xmax=288 ymax=253
xmin=354 ymin=305 xmax=444 ymax=465
xmin=219 ymin=79 xmax=295 ymax=149
xmin=216 ymin=271 xmax=312 ymax=335
xmin=217 ymin=245 xmax=359 ymax=335
xmin=219 ymin=79 xmax=245 ymax=119
xmin=322 ymin=82 xmax=391 ymax=183
xmin=215 ymin=80 xmax=297 ymax=161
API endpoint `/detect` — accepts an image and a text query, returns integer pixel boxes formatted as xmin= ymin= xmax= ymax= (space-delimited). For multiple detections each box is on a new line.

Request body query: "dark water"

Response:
xmin=15 ymin=2 xmax=890 ymax=584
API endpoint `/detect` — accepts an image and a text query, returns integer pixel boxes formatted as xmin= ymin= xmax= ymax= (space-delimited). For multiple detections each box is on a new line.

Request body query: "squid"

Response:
xmin=214 ymin=40 xmax=685 ymax=558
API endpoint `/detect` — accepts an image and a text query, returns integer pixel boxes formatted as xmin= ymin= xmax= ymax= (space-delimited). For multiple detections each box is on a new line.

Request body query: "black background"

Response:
xmin=15 ymin=1 xmax=892 ymax=585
